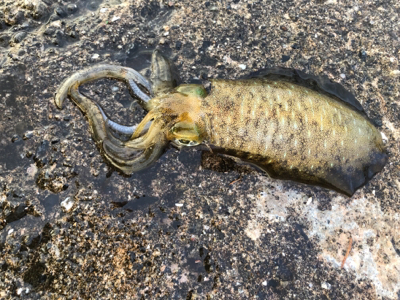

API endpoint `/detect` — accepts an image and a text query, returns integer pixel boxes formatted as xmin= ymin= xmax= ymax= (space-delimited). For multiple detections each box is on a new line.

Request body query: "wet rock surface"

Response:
xmin=0 ymin=0 xmax=399 ymax=299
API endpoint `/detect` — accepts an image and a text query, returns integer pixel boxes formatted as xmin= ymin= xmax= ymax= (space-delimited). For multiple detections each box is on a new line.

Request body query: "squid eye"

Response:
xmin=178 ymin=139 xmax=190 ymax=145
xmin=175 ymin=139 xmax=200 ymax=147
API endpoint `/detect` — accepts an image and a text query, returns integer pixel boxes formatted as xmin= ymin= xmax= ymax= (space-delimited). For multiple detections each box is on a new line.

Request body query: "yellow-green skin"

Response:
xmin=195 ymin=78 xmax=387 ymax=196
xmin=56 ymin=66 xmax=387 ymax=196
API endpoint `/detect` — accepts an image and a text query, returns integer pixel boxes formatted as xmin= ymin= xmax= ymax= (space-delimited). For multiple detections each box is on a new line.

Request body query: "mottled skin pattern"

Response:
xmin=55 ymin=51 xmax=387 ymax=196
xmin=201 ymin=79 xmax=387 ymax=196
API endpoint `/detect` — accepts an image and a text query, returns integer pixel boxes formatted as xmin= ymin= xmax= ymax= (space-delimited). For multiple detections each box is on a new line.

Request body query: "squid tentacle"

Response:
xmin=69 ymin=81 xmax=168 ymax=174
xmin=102 ymin=119 xmax=168 ymax=173
xmin=54 ymin=50 xmax=181 ymax=175
xmin=55 ymin=64 xmax=152 ymax=109
xmin=102 ymin=134 xmax=167 ymax=174
xmin=96 ymin=103 xmax=137 ymax=136
xmin=69 ymin=82 xmax=138 ymax=148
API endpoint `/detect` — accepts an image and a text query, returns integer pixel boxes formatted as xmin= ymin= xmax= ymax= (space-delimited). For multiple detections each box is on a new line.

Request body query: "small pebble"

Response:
xmin=321 ymin=282 xmax=331 ymax=290
xmin=238 ymin=64 xmax=246 ymax=70
xmin=11 ymin=134 xmax=20 ymax=142
xmin=67 ymin=4 xmax=78 ymax=14
xmin=111 ymin=16 xmax=120 ymax=22
xmin=13 ymin=31 xmax=27 ymax=43
xmin=55 ymin=6 xmax=68 ymax=18
xmin=281 ymin=55 xmax=290 ymax=63
xmin=340 ymin=73 xmax=346 ymax=79
xmin=380 ymin=132 xmax=388 ymax=142
xmin=61 ymin=197 xmax=74 ymax=212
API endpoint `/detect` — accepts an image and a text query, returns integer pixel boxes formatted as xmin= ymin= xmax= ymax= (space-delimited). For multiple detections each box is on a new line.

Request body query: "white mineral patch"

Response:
xmin=111 ymin=16 xmax=120 ymax=22
xmin=257 ymin=186 xmax=302 ymax=222
xmin=244 ymin=219 xmax=261 ymax=241
xmin=61 ymin=197 xmax=74 ymax=212
xmin=253 ymin=177 xmax=400 ymax=299
xmin=26 ymin=164 xmax=38 ymax=179
xmin=321 ymin=282 xmax=331 ymax=289
xmin=381 ymin=131 xmax=388 ymax=142
xmin=304 ymin=196 xmax=400 ymax=299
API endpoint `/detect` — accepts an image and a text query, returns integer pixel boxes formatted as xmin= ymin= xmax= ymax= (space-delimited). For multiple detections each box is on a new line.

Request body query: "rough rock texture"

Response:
xmin=0 ymin=0 xmax=399 ymax=299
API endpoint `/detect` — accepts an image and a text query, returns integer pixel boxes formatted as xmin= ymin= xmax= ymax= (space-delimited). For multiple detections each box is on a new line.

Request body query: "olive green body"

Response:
xmin=201 ymin=79 xmax=387 ymax=195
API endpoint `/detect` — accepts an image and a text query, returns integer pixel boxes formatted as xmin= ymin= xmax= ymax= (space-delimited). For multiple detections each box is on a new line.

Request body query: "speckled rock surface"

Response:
xmin=0 ymin=0 xmax=399 ymax=299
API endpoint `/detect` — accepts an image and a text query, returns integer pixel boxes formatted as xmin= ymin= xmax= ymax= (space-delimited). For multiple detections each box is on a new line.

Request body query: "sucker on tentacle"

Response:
xmin=55 ymin=50 xmax=387 ymax=196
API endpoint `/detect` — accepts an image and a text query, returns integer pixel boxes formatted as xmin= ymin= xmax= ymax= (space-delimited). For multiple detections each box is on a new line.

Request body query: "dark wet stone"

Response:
xmin=53 ymin=30 xmax=64 ymax=45
xmin=274 ymin=258 xmax=294 ymax=281
xmin=281 ymin=55 xmax=291 ymax=63
xmin=197 ymin=54 xmax=218 ymax=66
xmin=5 ymin=204 xmax=27 ymax=223
xmin=67 ymin=4 xmax=78 ymax=14
xmin=0 ymin=34 xmax=11 ymax=48
xmin=69 ymin=31 xmax=77 ymax=38
xmin=292 ymin=44 xmax=300 ymax=49
xmin=7 ymin=10 xmax=25 ymax=26
xmin=88 ymin=1 xmax=101 ymax=11
xmin=33 ymin=140 xmax=50 ymax=167
xmin=12 ymin=31 xmax=27 ymax=44
xmin=359 ymin=49 xmax=367 ymax=61
xmin=200 ymin=71 xmax=208 ymax=80
xmin=43 ymin=27 xmax=56 ymax=36
xmin=12 ymin=189 xmax=24 ymax=198
xmin=23 ymin=261 xmax=47 ymax=288
xmin=199 ymin=40 xmax=212 ymax=52
xmin=146 ymin=31 xmax=156 ymax=38
xmin=175 ymin=40 xmax=182 ymax=50
xmin=55 ymin=6 xmax=68 ymax=18
xmin=140 ymin=2 xmax=162 ymax=19
xmin=33 ymin=1 xmax=49 ymax=19
xmin=280 ymin=25 xmax=288 ymax=31
xmin=182 ymin=42 xmax=196 ymax=58
xmin=268 ymin=279 xmax=280 ymax=288
xmin=11 ymin=134 xmax=20 ymax=143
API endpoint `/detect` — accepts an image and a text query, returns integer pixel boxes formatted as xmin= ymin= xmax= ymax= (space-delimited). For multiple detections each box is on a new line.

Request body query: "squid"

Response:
xmin=55 ymin=50 xmax=387 ymax=196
